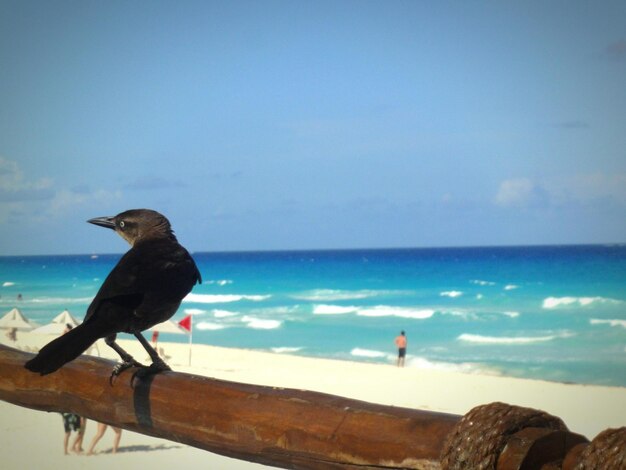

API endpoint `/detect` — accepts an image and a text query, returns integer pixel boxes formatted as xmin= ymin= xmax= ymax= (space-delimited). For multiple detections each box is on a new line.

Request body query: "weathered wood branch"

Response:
xmin=2 ymin=345 xmax=623 ymax=469
xmin=0 ymin=345 xmax=458 ymax=469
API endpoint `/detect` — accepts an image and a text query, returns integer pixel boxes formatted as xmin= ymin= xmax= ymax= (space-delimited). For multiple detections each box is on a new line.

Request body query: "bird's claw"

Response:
xmin=109 ymin=359 xmax=143 ymax=385
xmin=131 ymin=361 xmax=171 ymax=383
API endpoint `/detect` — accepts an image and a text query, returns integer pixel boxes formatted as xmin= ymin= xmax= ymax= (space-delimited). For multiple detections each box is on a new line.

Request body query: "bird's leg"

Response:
xmin=105 ymin=334 xmax=143 ymax=381
xmin=131 ymin=332 xmax=171 ymax=380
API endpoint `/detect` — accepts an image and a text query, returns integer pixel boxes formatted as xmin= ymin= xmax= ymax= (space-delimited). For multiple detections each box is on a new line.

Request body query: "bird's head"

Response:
xmin=88 ymin=209 xmax=175 ymax=246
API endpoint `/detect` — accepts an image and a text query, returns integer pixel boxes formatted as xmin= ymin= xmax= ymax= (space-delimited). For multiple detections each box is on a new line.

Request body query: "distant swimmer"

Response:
xmin=394 ymin=330 xmax=407 ymax=367
xmin=25 ymin=209 xmax=202 ymax=380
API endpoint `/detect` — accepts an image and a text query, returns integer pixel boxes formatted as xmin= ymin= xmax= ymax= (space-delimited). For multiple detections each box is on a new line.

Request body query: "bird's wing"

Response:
xmin=85 ymin=249 xmax=144 ymax=322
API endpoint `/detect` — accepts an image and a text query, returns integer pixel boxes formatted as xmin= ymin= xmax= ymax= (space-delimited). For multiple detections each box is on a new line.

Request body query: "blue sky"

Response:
xmin=1 ymin=1 xmax=625 ymax=255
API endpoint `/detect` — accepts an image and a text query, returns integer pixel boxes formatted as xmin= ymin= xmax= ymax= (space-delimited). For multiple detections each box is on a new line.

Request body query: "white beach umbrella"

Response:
xmin=150 ymin=317 xmax=193 ymax=366
xmin=0 ymin=308 xmax=37 ymax=331
xmin=150 ymin=319 xmax=187 ymax=335
xmin=31 ymin=309 xmax=81 ymax=335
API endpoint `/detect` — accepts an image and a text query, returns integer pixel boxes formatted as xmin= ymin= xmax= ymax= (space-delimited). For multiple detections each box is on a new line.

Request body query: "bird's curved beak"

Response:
xmin=87 ymin=216 xmax=116 ymax=230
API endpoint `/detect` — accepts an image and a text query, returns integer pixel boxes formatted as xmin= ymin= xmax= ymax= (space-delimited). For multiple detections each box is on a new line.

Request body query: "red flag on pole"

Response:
xmin=178 ymin=314 xmax=192 ymax=333
xmin=178 ymin=314 xmax=193 ymax=366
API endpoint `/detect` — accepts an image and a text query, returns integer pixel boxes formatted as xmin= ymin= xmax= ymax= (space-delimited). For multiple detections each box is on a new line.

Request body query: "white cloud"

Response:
xmin=495 ymin=173 xmax=626 ymax=211
xmin=0 ymin=157 xmax=53 ymax=195
xmin=494 ymin=178 xmax=544 ymax=208
xmin=0 ymin=157 xmax=122 ymax=221
xmin=48 ymin=188 xmax=122 ymax=216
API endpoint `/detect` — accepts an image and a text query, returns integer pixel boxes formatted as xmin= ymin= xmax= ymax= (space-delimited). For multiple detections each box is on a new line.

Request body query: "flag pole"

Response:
xmin=177 ymin=315 xmax=193 ymax=367
xmin=188 ymin=315 xmax=192 ymax=366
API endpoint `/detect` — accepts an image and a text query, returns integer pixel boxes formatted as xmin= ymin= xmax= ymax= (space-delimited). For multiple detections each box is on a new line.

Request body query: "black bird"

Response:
xmin=25 ymin=209 xmax=202 ymax=378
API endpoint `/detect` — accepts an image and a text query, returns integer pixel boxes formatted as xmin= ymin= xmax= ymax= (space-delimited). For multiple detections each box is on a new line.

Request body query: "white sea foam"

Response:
xmin=406 ymin=356 xmax=502 ymax=376
xmin=241 ymin=316 xmax=282 ymax=330
xmin=542 ymin=296 xmax=621 ymax=309
xmin=458 ymin=331 xmax=574 ymax=344
xmin=204 ymin=279 xmax=233 ymax=286
xmin=313 ymin=305 xmax=357 ymax=315
xmin=471 ymin=280 xmax=496 ymax=286
xmin=292 ymin=289 xmax=385 ymax=301
xmin=504 ymin=284 xmax=519 ymax=291
xmin=212 ymin=309 xmax=238 ymax=318
xmin=29 ymin=296 xmax=93 ymax=304
xmin=254 ymin=306 xmax=298 ymax=315
xmin=502 ymin=311 xmax=520 ymax=318
xmin=350 ymin=348 xmax=389 ymax=359
xmin=440 ymin=291 xmax=463 ymax=298
xmin=271 ymin=347 xmax=303 ymax=354
xmin=313 ymin=304 xmax=464 ymax=320
xmin=356 ymin=306 xmax=436 ymax=320
xmin=183 ymin=308 xmax=206 ymax=315
xmin=196 ymin=321 xmax=227 ymax=331
xmin=2 ymin=282 xmax=15 ymax=287
xmin=590 ymin=318 xmax=626 ymax=329
xmin=183 ymin=293 xmax=270 ymax=304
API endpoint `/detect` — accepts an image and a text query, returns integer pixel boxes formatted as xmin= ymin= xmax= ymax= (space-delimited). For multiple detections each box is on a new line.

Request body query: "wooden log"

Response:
xmin=496 ymin=427 xmax=588 ymax=469
xmin=0 ymin=345 xmax=459 ymax=469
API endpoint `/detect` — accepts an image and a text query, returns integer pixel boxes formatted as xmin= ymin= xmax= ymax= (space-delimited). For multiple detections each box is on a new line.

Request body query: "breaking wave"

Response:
xmin=241 ymin=316 xmax=282 ymax=330
xmin=196 ymin=321 xmax=227 ymax=331
xmin=590 ymin=318 xmax=626 ymax=329
xmin=212 ymin=309 xmax=238 ymax=318
xmin=440 ymin=291 xmax=463 ymax=298
xmin=351 ymin=348 xmax=390 ymax=359
xmin=203 ymin=279 xmax=233 ymax=286
xmin=458 ymin=331 xmax=574 ymax=344
xmin=312 ymin=304 xmax=518 ymax=320
xmin=313 ymin=305 xmax=357 ymax=315
xmin=312 ymin=304 xmax=440 ymax=319
xmin=183 ymin=308 xmax=206 ymax=315
xmin=184 ymin=293 xmax=270 ymax=304
xmin=356 ymin=306 xmax=436 ymax=319
xmin=291 ymin=289 xmax=401 ymax=301
xmin=28 ymin=296 xmax=93 ymax=305
xmin=406 ymin=356 xmax=502 ymax=376
xmin=271 ymin=347 xmax=303 ymax=354
xmin=542 ymin=296 xmax=621 ymax=309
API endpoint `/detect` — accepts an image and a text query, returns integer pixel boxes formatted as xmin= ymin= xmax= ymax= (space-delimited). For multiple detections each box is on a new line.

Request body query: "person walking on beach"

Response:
xmin=395 ymin=331 xmax=407 ymax=367
xmin=59 ymin=324 xmax=87 ymax=454
xmin=87 ymin=422 xmax=122 ymax=455
xmin=61 ymin=412 xmax=85 ymax=454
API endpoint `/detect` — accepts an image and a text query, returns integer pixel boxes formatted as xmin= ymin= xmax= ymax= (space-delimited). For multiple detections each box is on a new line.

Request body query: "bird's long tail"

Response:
xmin=24 ymin=321 xmax=104 ymax=375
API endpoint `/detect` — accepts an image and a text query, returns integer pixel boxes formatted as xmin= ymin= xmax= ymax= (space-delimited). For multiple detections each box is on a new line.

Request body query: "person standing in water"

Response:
xmin=394 ymin=331 xmax=407 ymax=367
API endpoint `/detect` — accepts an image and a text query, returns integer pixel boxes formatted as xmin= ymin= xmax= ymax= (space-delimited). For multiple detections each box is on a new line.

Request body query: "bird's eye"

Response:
xmin=119 ymin=221 xmax=125 ymax=229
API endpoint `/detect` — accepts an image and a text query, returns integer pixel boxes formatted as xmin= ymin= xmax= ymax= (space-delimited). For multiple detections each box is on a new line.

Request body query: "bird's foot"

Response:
xmin=131 ymin=360 xmax=171 ymax=383
xmin=109 ymin=359 xmax=143 ymax=385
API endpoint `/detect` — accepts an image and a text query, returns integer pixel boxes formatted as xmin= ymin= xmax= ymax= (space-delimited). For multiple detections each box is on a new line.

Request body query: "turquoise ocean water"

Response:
xmin=1 ymin=245 xmax=625 ymax=386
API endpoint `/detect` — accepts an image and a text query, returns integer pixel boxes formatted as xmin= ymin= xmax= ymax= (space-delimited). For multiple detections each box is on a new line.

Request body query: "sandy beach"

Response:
xmin=1 ymin=332 xmax=625 ymax=469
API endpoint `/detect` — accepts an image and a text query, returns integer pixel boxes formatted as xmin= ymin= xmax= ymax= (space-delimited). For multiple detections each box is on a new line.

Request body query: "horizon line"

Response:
xmin=2 ymin=241 xmax=625 ymax=258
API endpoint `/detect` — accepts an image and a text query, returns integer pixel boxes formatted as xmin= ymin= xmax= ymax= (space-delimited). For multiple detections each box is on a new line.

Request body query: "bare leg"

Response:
xmin=63 ymin=431 xmax=70 ymax=455
xmin=87 ymin=423 xmax=107 ymax=455
xmin=112 ymin=427 xmax=122 ymax=453
xmin=71 ymin=417 xmax=86 ymax=453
